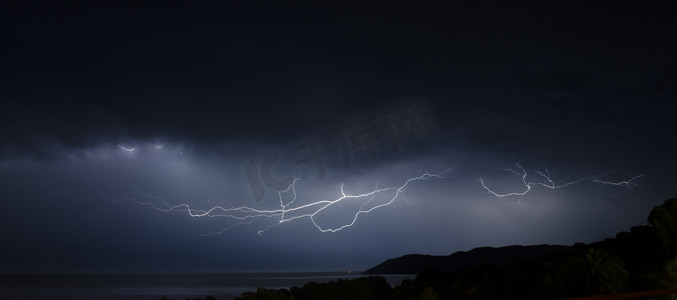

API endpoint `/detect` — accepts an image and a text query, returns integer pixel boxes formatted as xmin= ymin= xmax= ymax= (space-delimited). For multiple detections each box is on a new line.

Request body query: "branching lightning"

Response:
xmin=113 ymin=169 xmax=453 ymax=235
xmin=480 ymin=163 xmax=645 ymax=199
xmin=109 ymin=152 xmax=645 ymax=236
xmin=591 ymin=176 xmax=644 ymax=188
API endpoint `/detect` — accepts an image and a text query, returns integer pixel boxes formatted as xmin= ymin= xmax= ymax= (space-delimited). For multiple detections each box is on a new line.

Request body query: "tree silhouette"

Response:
xmin=415 ymin=287 xmax=441 ymax=300
xmin=649 ymin=198 xmax=677 ymax=260
xmin=662 ymin=258 xmax=677 ymax=289
xmin=565 ymin=248 xmax=629 ymax=295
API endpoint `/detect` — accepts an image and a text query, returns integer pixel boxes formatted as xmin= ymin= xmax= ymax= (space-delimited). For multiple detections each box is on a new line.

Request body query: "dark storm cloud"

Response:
xmin=0 ymin=2 xmax=370 ymax=158
xmin=2 ymin=3 xmax=672 ymax=157
xmin=1 ymin=1 xmax=674 ymax=157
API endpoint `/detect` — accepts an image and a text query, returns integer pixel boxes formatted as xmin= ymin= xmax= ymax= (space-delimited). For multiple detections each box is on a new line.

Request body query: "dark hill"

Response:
xmin=364 ymin=244 xmax=568 ymax=274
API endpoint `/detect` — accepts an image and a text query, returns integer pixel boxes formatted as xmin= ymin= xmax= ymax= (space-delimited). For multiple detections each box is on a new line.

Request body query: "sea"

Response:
xmin=0 ymin=272 xmax=416 ymax=300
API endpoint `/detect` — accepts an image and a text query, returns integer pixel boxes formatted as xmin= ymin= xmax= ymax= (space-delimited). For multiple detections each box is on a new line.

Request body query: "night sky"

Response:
xmin=1 ymin=2 xmax=676 ymax=272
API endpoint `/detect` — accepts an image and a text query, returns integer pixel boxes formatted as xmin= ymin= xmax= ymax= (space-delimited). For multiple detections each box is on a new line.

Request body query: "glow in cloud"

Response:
xmin=117 ymin=145 xmax=138 ymax=152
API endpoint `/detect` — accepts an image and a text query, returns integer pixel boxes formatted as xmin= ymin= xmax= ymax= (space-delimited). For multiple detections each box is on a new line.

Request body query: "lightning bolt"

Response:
xmin=480 ymin=163 xmax=645 ymax=199
xmin=110 ymin=158 xmax=644 ymax=235
xmin=113 ymin=169 xmax=453 ymax=235
xmin=591 ymin=175 xmax=644 ymax=187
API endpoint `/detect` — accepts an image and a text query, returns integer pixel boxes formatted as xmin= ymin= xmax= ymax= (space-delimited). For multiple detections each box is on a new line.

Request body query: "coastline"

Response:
xmin=0 ymin=271 xmax=416 ymax=300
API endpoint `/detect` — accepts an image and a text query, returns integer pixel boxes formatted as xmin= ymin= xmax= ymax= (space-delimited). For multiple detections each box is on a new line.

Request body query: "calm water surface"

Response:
xmin=0 ymin=272 xmax=416 ymax=299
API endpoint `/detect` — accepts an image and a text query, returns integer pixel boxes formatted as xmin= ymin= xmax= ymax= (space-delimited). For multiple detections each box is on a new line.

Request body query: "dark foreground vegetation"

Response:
xmin=163 ymin=198 xmax=677 ymax=300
